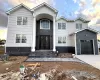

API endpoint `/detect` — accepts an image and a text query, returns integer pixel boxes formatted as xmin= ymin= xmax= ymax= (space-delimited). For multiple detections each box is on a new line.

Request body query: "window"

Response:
xmin=58 ymin=37 xmax=62 ymax=43
xmin=23 ymin=17 xmax=27 ymax=25
xmin=17 ymin=17 xmax=27 ymax=25
xmin=16 ymin=34 xmax=21 ymax=43
xmin=63 ymin=37 xmax=66 ymax=43
xmin=16 ymin=34 xmax=27 ymax=43
xmin=76 ymin=23 xmax=82 ymax=30
xmin=17 ymin=17 xmax=22 ymax=25
xmin=58 ymin=23 xmax=61 ymax=29
xmin=62 ymin=23 xmax=66 ymax=29
xmin=58 ymin=37 xmax=66 ymax=43
xmin=58 ymin=23 xmax=66 ymax=29
xmin=40 ymin=20 xmax=50 ymax=29
xmin=22 ymin=35 xmax=27 ymax=43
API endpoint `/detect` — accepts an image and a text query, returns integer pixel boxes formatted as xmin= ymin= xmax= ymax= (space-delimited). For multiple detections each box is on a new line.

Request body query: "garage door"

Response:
xmin=80 ymin=40 xmax=94 ymax=54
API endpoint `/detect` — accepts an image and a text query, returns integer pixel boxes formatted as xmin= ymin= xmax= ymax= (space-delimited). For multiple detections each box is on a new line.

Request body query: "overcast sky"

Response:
xmin=0 ymin=0 xmax=100 ymax=39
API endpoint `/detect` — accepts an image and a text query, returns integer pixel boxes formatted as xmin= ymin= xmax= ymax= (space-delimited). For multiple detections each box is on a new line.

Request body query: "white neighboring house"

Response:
xmin=6 ymin=3 xmax=98 ymax=56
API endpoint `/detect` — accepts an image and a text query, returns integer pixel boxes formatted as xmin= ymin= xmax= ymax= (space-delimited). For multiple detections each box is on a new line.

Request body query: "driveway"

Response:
xmin=76 ymin=55 xmax=100 ymax=70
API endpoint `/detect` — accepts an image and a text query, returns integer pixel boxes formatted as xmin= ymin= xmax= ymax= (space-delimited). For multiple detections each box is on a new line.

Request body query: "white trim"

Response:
xmin=32 ymin=16 xmax=36 ymax=52
xmin=53 ymin=16 xmax=56 ymax=51
xmin=15 ymin=34 xmax=27 ymax=43
xmin=74 ymin=34 xmax=77 ymax=55
xmin=31 ymin=2 xmax=58 ymax=13
xmin=6 ymin=4 xmax=31 ymax=15
xmin=40 ymin=19 xmax=50 ymax=30
xmin=5 ymin=15 xmax=9 ymax=53
xmin=75 ymin=27 xmax=98 ymax=34
xmin=56 ymin=16 xmax=90 ymax=22
xmin=16 ymin=16 xmax=28 ymax=25
xmin=57 ymin=23 xmax=66 ymax=30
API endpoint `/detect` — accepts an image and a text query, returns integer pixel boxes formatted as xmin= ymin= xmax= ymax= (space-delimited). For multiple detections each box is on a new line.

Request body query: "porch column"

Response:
xmin=32 ymin=16 xmax=36 ymax=52
xmin=53 ymin=16 xmax=56 ymax=51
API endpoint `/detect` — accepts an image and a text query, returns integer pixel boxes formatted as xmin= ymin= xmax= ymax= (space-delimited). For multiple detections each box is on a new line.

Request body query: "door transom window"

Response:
xmin=40 ymin=19 xmax=50 ymax=29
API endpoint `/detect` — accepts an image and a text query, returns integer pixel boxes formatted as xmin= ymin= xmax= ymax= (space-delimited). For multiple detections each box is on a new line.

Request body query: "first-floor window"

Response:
xmin=63 ymin=37 xmax=66 ymax=43
xmin=16 ymin=34 xmax=21 ymax=43
xmin=22 ymin=35 xmax=27 ymax=43
xmin=58 ymin=36 xmax=66 ymax=43
xmin=16 ymin=34 xmax=27 ymax=43
xmin=58 ymin=37 xmax=62 ymax=43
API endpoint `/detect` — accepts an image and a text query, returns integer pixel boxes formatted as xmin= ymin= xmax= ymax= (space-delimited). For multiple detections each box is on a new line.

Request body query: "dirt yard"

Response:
xmin=0 ymin=56 xmax=100 ymax=80
xmin=0 ymin=46 xmax=5 ymax=54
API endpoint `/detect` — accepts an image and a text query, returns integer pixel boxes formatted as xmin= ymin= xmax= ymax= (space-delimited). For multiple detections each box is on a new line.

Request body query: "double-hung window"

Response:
xmin=16 ymin=34 xmax=27 ymax=43
xmin=17 ymin=17 xmax=27 ymax=25
xmin=58 ymin=23 xmax=66 ymax=29
xmin=58 ymin=37 xmax=62 ymax=43
xmin=58 ymin=37 xmax=66 ymax=43
xmin=76 ymin=23 xmax=82 ymax=30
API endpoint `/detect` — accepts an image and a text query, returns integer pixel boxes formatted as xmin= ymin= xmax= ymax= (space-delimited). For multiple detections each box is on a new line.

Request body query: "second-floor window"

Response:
xmin=58 ymin=23 xmax=66 ymax=29
xmin=76 ymin=23 xmax=82 ymax=30
xmin=17 ymin=17 xmax=27 ymax=25
xmin=16 ymin=34 xmax=27 ymax=43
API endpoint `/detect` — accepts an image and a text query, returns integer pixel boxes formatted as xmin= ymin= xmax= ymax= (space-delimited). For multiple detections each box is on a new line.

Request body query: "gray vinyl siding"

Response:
xmin=6 ymin=7 xmax=33 ymax=47
xmin=76 ymin=30 xmax=98 ymax=55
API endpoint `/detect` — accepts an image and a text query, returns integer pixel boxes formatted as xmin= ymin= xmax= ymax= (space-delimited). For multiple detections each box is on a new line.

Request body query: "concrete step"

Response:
xmin=28 ymin=50 xmax=57 ymax=58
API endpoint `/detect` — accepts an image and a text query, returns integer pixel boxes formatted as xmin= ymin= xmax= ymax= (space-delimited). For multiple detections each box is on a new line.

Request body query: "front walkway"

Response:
xmin=26 ymin=58 xmax=85 ymax=63
xmin=76 ymin=55 xmax=100 ymax=70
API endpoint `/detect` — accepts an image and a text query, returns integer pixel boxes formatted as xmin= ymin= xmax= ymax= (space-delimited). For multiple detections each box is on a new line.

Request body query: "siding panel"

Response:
xmin=6 ymin=7 xmax=33 ymax=47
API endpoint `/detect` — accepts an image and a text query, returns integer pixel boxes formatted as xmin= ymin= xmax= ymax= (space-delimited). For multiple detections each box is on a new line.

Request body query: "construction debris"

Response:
xmin=0 ymin=56 xmax=100 ymax=80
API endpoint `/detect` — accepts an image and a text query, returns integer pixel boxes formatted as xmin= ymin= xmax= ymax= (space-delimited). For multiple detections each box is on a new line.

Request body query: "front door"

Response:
xmin=39 ymin=35 xmax=50 ymax=50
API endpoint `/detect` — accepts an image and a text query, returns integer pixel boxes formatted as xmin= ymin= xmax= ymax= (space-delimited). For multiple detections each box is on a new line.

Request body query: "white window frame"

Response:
xmin=15 ymin=34 xmax=27 ymax=43
xmin=58 ymin=23 xmax=66 ymax=30
xmin=58 ymin=23 xmax=62 ymax=29
xmin=58 ymin=36 xmax=66 ymax=44
xmin=76 ymin=23 xmax=82 ymax=30
xmin=17 ymin=17 xmax=28 ymax=25
xmin=40 ymin=19 xmax=50 ymax=30
xmin=58 ymin=37 xmax=62 ymax=43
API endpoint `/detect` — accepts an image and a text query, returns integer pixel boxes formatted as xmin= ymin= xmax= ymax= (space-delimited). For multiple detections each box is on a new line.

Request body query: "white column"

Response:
xmin=53 ymin=16 xmax=56 ymax=51
xmin=32 ymin=16 xmax=36 ymax=52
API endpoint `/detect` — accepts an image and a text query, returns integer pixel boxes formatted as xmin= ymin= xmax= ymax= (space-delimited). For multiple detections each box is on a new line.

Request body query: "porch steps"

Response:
xmin=28 ymin=50 xmax=57 ymax=58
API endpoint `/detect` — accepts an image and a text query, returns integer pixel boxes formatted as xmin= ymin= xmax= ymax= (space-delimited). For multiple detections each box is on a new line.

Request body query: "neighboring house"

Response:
xmin=6 ymin=3 xmax=98 ymax=56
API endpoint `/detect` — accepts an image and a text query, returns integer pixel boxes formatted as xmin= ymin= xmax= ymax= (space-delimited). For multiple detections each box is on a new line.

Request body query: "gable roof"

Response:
xmin=70 ymin=27 xmax=99 ymax=36
xmin=6 ymin=4 xmax=31 ymax=15
xmin=31 ymin=2 xmax=58 ymax=13
xmin=57 ymin=16 xmax=75 ymax=22
xmin=75 ymin=27 xmax=98 ymax=33
xmin=74 ymin=17 xmax=90 ymax=23
xmin=57 ymin=16 xmax=90 ymax=23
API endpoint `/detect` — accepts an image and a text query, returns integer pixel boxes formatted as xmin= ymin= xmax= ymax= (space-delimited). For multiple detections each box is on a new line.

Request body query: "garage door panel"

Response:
xmin=80 ymin=40 xmax=93 ymax=54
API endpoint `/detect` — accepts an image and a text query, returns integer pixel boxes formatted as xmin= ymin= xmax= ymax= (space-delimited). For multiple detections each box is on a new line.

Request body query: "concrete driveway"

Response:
xmin=76 ymin=55 xmax=100 ymax=70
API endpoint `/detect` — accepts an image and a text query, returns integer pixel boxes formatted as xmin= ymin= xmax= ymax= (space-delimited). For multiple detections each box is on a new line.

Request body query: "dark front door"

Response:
xmin=80 ymin=40 xmax=94 ymax=54
xmin=39 ymin=35 xmax=50 ymax=50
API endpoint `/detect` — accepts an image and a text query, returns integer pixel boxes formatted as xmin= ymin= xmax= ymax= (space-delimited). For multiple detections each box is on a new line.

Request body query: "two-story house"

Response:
xmin=6 ymin=3 xmax=98 ymax=56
